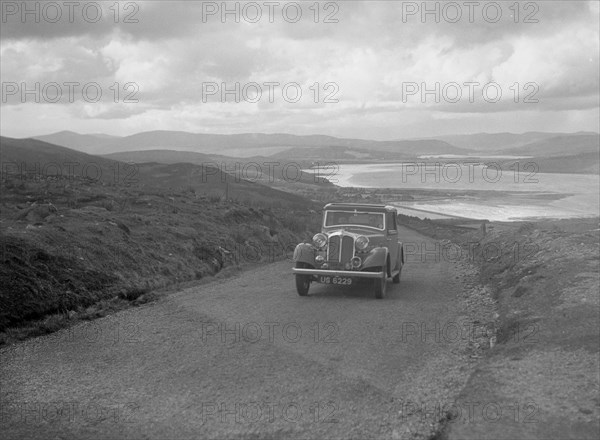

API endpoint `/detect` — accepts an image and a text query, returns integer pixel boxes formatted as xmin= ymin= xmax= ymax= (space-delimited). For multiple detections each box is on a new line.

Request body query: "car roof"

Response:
xmin=323 ymin=203 xmax=397 ymax=213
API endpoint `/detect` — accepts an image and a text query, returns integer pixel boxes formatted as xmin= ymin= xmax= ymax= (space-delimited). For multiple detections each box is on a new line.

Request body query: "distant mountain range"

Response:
xmin=497 ymin=134 xmax=600 ymax=157
xmin=5 ymin=130 xmax=596 ymax=175
xmin=424 ymin=131 xmax=598 ymax=152
xmin=32 ymin=130 xmax=598 ymax=159
xmin=0 ymin=136 xmax=332 ymax=190
xmin=34 ymin=130 xmax=470 ymax=157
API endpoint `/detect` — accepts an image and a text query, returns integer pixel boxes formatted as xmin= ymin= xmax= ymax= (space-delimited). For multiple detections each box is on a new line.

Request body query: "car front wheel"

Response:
xmin=295 ymin=263 xmax=311 ymax=296
xmin=295 ymin=274 xmax=310 ymax=296
xmin=374 ymin=266 xmax=387 ymax=299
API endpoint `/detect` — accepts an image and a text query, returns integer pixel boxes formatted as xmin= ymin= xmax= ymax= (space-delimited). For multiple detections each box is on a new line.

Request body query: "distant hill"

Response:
xmin=102 ymin=149 xmax=333 ymax=188
xmin=103 ymin=149 xmax=219 ymax=165
xmin=492 ymin=135 xmax=600 ymax=174
xmin=497 ymin=134 xmax=599 ymax=157
xmin=1 ymin=136 xmax=122 ymax=183
xmin=269 ymin=144 xmax=446 ymax=161
xmin=427 ymin=132 xmax=597 ymax=152
xmin=500 ymin=152 xmax=600 ymax=175
xmin=362 ymin=139 xmax=469 ymax=156
xmin=133 ymin=161 xmax=316 ymax=205
xmin=33 ymin=130 xmax=470 ymax=157
xmin=32 ymin=131 xmax=121 ymax=154
xmin=0 ymin=136 xmax=318 ymax=204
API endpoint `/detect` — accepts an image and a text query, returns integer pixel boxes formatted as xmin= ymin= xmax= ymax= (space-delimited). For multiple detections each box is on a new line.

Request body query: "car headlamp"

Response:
xmin=355 ymin=235 xmax=369 ymax=250
xmin=312 ymin=233 xmax=327 ymax=249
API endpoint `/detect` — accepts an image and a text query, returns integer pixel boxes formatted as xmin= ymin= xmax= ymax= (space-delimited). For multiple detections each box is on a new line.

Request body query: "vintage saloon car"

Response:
xmin=292 ymin=203 xmax=404 ymax=299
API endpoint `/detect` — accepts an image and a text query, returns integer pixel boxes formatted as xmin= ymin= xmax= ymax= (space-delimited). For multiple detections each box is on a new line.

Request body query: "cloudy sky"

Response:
xmin=1 ymin=0 xmax=599 ymax=140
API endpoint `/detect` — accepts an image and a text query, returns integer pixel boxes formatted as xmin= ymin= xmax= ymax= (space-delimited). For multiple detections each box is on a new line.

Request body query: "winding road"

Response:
xmin=1 ymin=226 xmax=477 ymax=439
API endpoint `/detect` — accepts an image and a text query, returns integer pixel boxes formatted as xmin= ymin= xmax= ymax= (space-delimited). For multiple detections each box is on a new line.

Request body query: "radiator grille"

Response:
xmin=327 ymin=236 xmax=340 ymax=262
xmin=341 ymin=235 xmax=354 ymax=263
xmin=327 ymin=235 xmax=354 ymax=263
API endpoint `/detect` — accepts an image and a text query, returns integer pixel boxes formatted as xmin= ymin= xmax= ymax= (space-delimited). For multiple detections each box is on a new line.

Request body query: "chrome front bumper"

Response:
xmin=292 ymin=268 xmax=384 ymax=278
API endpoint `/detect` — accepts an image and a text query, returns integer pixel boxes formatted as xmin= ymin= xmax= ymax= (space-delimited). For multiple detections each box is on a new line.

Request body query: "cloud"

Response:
xmin=1 ymin=0 xmax=598 ymax=138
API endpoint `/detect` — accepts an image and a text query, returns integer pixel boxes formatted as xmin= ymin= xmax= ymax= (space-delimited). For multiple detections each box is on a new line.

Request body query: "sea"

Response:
xmin=311 ymin=161 xmax=600 ymax=222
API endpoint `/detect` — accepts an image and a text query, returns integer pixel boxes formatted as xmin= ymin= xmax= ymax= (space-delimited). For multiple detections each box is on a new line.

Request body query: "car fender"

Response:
xmin=362 ymin=247 xmax=388 ymax=269
xmin=293 ymin=243 xmax=316 ymax=266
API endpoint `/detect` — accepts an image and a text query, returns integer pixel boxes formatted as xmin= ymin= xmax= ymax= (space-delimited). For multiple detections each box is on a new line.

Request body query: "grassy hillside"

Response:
xmin=1 ymin=136 xmax=124 ymax=184
xmin=102 ymin=150 xmax=335 ymax=190
xmin=0 ymin=140 xmax=323 ymax=342
xmin=103 ymin=149 xmax=218 ymax=164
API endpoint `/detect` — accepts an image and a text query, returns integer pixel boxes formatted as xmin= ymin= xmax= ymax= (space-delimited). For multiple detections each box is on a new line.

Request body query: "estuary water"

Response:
xmin=313 ymin=162 xmax=599 ymax=221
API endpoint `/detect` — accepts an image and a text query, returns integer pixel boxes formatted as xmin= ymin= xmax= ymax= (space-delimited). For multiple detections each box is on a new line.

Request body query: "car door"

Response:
xmin=385 ymin=211 xmax=399 ymax=271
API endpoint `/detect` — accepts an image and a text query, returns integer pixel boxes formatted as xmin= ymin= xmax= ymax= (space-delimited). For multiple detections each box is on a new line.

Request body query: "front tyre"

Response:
xmin=295 ymin=262 xmax=311 ymax=296
xmin=295 ymin=274 xmax=310 ymax=296
xmin=374 ymin=266 xmax=387 ymax=299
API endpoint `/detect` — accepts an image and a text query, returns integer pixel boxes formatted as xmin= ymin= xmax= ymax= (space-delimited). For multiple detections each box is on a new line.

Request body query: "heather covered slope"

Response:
xmin=1 ymin=136 xmax=123 ymax=183
xmin=0 ymin=139 xmax=322 ymax=341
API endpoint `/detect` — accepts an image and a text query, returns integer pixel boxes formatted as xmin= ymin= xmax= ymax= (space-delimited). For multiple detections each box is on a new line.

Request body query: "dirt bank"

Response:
xmin=400 ymin=216 xmax=599 ymax=440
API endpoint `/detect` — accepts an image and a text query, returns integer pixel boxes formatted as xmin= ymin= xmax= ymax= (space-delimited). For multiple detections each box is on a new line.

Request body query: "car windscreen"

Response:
xmin=324 ymin=211 xmax=385 ymax=230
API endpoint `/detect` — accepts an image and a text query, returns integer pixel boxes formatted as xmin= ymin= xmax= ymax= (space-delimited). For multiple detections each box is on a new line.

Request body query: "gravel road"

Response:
xmin=1 ymin=226 xmax=480 ymax=439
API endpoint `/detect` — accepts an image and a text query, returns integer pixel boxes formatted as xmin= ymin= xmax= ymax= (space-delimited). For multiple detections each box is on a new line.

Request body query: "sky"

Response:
xmin=1 ymin=0 xmax=599 ymax=140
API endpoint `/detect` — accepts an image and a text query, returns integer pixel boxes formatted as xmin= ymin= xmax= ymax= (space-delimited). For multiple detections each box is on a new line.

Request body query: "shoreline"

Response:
xmin=298 ymin=184 xmax=599 ymax=222
xmin=308 ymin=160 xmax=600 ymax=176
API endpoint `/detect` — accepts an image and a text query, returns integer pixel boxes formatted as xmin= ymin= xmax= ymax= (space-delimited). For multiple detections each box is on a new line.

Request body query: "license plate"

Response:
xmin=318 ymin=276 xmax=353 ymax=285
